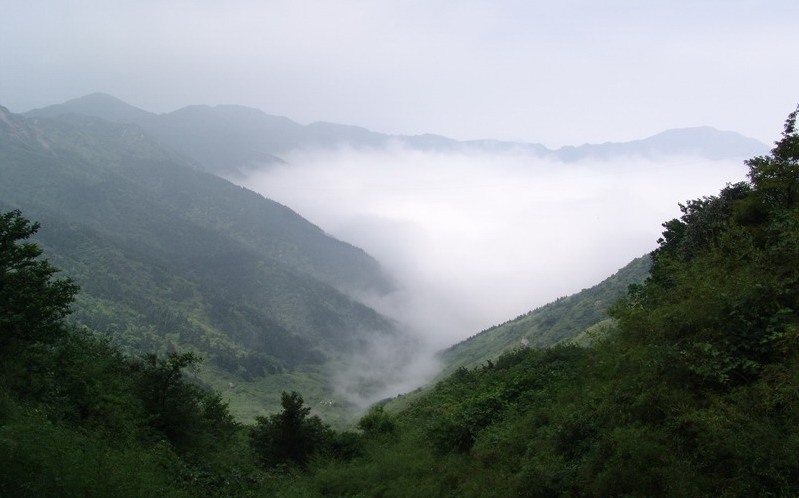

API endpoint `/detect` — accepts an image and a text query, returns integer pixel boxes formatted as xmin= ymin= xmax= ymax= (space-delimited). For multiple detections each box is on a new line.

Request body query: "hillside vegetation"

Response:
xmin=439 ymin=255 xmax=650 ymax=376
xmin=1 ymin=108 xmax=796 ymax=496
xmin=262 ymin=108 xmax=799 ymax=496
xmin=0 ymin=105 xmax=404 ymax=422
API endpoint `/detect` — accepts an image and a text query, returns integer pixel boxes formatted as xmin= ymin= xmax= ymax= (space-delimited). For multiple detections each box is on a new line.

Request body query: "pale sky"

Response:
xmin=2 ymin=0 xmax=798 ymax=147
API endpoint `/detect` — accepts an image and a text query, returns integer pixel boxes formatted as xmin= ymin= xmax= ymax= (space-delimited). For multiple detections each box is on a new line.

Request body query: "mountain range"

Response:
xmin=26 ymin=93 xmax=768 ymax=176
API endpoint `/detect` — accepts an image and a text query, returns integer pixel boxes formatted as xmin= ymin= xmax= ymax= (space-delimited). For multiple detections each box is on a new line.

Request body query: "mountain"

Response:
xmin=0 ymin=104 xmax=409 ymax=422
xmin=27 ymin=94 xmax=768 ymax=175
xmin=438 ymin=255 xmax=651 ymax=376
xmin=24 ymin=92 xmax=158 ymax=127
xmin=555 ymin=126 xmax=768 ymax=162
xmin=26 ymin=94 xmax=391 ymax=173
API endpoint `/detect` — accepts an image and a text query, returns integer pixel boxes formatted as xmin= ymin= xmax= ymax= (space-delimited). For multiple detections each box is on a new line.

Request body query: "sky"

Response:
xmin=2 ymin=0 xmax=798 ymax=148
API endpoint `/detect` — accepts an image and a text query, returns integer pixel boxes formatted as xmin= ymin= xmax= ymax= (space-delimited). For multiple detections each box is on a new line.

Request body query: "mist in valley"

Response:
xmin=3 ymin=0 xmax=794 ymax=406
xmin=236 ymin=145 xmax=753 ymax=401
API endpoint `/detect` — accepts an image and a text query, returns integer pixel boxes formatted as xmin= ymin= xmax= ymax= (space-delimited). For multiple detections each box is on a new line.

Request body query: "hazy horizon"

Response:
xmin=2 ymin=1 xmax=798 ymax=148
xmin=13 ymin=91 xmax=775 ymax=153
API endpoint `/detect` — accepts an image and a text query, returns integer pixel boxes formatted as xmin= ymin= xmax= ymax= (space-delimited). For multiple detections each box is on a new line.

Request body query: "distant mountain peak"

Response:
xmin=554 ymin=126 xmax=767 ymax=162
xmin=69 ymin=92 xmax=132 ymax=105
xmin=26 ymin=93 xmax=156 ymax=126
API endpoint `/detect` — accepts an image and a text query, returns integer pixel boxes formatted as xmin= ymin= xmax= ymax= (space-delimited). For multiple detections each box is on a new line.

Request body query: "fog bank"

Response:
xmin=239 ymin=146 xmax=750 ymax=353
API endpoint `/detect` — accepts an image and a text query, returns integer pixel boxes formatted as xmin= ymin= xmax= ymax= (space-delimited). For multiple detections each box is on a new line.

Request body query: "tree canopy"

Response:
xmin=250 ymin=391 xmax=334 ymax=468
xmin=0 ymin=209 xmax=78 ymax=349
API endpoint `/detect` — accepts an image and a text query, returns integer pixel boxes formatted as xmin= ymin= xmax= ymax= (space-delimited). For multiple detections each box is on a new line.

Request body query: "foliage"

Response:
xmin=746 ymin=106 xmax=799 ymax=209
xmin=0 ymin=209 xmax=78 ymax=349
xmin=249 ymin=391 xmax=335 ymax=469
xmin=0 ymin=211 xmax=258 ymax=496
xmin=134 ymin=351 xmax=238 ymax=454
xmin=357 ymin=405 xmax=396 ymax=438
xmin=0 ymin=396 xmax=190 ymax=498
xmin=439 ymin=255 xmax=650 ymax=376
xmin=0 ymin=106 xmax=400 ymax=422
xmin=621 ymin=107 xmax=799 ymax=388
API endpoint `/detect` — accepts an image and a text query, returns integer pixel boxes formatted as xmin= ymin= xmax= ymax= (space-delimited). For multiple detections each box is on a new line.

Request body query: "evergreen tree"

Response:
xmin=0 ymin=210 xmax=78 ymax=350
xmin=250 ymin=391 xmax=332 ymax=468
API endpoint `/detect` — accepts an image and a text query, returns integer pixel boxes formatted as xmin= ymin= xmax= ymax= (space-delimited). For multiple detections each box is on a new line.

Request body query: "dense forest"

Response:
xmin=1 ymin=108 xmax=798 ymax=496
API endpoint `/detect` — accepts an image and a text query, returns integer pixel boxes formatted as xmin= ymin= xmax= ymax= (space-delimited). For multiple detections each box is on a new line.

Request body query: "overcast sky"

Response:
xmin=2 ymin=0 xmax=798 ymax=147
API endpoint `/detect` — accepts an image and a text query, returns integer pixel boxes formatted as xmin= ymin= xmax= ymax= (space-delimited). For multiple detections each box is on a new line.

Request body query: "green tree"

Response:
xmin=134 ymin=351 xmax=237 ymax=453
xmin=746 ymin=106 xmax=799 ymax=209
xmin=0 ymin=210 xmax=78 ymax=349
xmin=357 ymin=405 xmax=396 ymax=438
xmin=249 ymin=391 xmax=332 ymax=468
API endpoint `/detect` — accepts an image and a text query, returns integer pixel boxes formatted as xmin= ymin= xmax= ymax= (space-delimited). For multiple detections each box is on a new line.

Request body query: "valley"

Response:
xmin=1 ymin=95 xmax=770 ymax=421
xmin=2 ymin=93 xmax=798 ymax=496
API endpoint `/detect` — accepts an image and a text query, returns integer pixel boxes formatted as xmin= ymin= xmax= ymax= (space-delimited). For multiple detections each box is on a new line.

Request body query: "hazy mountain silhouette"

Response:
xmin=27 ymin=93 xmax=768 ymax=175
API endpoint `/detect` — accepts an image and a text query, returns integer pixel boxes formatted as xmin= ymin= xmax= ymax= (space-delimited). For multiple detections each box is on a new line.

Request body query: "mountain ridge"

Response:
xmin=26 ymin=93 xmax=769 ymax=174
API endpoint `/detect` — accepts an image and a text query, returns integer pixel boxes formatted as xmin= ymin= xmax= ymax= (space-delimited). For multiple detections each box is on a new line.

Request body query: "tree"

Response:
xmin=357 ymin=405 xmax=396 ymax=438
xmin=746 ymin=106 xmax=799 ymax=209
xmin=614 ymin=107 xmax=799 ymax=387
xmin=134 ymin=351 xmax=236 ymax=452
xmin=249 ymin=391 xmax=332 ymax=468
xmin=0 ymin=210 xmax=78 ymax=350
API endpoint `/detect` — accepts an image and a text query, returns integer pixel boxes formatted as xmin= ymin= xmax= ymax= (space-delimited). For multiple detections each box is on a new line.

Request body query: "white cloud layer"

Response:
xmin=239 ymin=146 xmax=751 ymax=350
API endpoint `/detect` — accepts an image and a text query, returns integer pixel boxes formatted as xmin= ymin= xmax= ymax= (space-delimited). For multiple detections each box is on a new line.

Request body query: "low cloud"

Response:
xmin=331 ymin=329 xmax=441 ymax=409
xmin=236 ymin=145 xmax=750 ymax=399
xmin=240 ymin=146 xmax=748 ymax=342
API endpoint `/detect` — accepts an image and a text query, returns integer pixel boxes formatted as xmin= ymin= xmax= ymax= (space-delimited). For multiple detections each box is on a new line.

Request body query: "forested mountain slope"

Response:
xmin=0 ymin=105 xmax=405 ymax=421
xmin=439 ymin=255 xmax=650 ymax=376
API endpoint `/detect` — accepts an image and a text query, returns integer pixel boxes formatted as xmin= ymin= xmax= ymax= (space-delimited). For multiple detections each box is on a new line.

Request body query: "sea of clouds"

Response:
xmin=236 ymin=145 xmax=751 ymax=403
